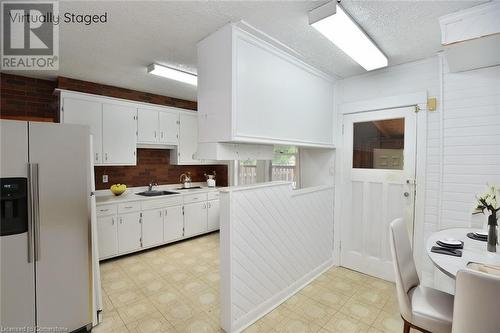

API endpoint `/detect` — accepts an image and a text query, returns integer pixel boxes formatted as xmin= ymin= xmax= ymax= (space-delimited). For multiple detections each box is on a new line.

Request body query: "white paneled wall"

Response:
xmin=336 ymin=56 xmax=500 ymax=291
xmin=220 ymin=182 xmax=334 ymax=333
xmin=434 ymin=61 xmax=500 ymax=292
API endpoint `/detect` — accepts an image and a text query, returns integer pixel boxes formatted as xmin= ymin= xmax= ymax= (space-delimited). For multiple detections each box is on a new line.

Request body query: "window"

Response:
xmin=353 ymin=118 xmax=404 ymax=170
xmin=271 ymin=146 xmax=298 ymax=187
xmin=236 ymin=146 xmax=299 ymax=187
xmin=238 ymin=159 xmax=257 ymax=185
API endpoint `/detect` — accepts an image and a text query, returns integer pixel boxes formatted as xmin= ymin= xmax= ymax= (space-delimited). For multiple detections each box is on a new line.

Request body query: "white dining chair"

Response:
xmin=389 ymin=218 xmax=454 ymax=333
xmin=452 ymin=269 xmax=500 ymax=333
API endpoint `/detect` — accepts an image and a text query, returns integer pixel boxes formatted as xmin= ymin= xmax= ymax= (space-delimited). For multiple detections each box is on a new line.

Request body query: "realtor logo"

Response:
xmin=1 ymin=1 xmax=59 ymax=70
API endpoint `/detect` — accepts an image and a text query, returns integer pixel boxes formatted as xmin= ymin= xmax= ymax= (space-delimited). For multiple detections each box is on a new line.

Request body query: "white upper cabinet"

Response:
xmin=197 ymin=22 xmax=335 ymax=148
xmin=62 ymin=96 xmax=103 ymax=164
xmin=59 ymin=90 xmax=212 ymax=166
xmin=137 ymin=108 xmax=159 ymax=143
xmin=159 ymin=110 xmax=179 ymax=145
xmin=137 ymin=107 xmax=179 ymax=145
xmin=171 ymin=112 xmax=200 ymax=165
xmin=102 ymin=103 xmax=137 ymax=165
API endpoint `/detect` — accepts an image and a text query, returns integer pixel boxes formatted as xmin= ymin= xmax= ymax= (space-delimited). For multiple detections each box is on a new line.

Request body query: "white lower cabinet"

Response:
xmin=141 ymin=209 xmax=164 ymax=247
xmin=97 ymin=215 xmax=118 ymax=258
xmin=207 ymin=200 xmax=220 ymax=231
xmin=118 ymin=212 xmax=142 ymax=253
xmin=164 ymin=205 xmax=184 ymax=242
xmin=184 ymin=202 xmax=208 ymax=237
xmin=97 ymin=191 xmax=220 ymax=260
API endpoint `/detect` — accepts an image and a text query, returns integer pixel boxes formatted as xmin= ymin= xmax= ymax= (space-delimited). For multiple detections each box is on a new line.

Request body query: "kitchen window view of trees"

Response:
xmin=238 ymin=146 xmax=299 ymax=187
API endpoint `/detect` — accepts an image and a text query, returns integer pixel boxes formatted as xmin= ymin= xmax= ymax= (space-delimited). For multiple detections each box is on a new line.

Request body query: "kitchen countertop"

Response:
xmin=95 ymin=183 xmax=223 ymax=205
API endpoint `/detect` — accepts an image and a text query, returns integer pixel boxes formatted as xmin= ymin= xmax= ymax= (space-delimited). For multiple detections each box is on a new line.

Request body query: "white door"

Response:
xmin=97 ymin=215 xmax=118 ymax=259
xmin=184 ymin=202 xmax=207 ymax=237
xmin=142 ymin=209 xmax=164 ymax=247
xmin=159 ymin=111 xmax=179 ymax=145
xmin=341 ymin=107 xmax=417 ymax=281
xmin=178 ymin=113 xmax=199 ymax=164
xmin=102 ymin=103 xmax=137 ymax=165
xmin=207 ymin=200 xmax=220 ymax=231
xmin=164 ymin=206 xmax=184 ymax=242
xmin=118 ymin=212 xmax=141 ymax=253
xmin=63 ymin=97 xmax=103 ymax=164
xmin=137 ymin=108 xmax=159 ymax=143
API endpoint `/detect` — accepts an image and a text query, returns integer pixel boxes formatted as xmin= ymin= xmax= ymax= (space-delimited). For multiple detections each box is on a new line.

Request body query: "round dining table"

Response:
xmin=426 ymin=228 xmax=500 ymax=279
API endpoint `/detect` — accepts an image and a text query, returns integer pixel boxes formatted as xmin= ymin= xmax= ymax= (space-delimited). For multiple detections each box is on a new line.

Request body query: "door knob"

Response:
xmin=404 ymin=192 xmax=410 ymax=197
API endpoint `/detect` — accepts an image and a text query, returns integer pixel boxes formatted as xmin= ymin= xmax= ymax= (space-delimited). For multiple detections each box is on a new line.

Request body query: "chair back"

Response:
xmin=452 ymin=269 xmax=500 ymax=333
xmin=389 ymin=218 xmax=419 ymax=321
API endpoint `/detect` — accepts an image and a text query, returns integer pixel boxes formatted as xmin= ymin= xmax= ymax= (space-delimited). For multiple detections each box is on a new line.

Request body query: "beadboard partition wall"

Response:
xmin=219 ymin=182 xmax=334 ymax=333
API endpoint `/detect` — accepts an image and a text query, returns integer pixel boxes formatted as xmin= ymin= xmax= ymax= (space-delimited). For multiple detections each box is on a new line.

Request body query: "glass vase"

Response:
xmin=487 ymin=213 xmax=498 ymax=253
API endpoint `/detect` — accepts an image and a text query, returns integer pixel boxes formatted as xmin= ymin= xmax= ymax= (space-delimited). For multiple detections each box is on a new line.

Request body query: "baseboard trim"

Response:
xmin=230 ymin=257 xmax=334 ymax=333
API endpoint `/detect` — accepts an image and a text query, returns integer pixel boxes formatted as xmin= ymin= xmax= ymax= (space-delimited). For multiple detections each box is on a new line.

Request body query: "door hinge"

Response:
xmin=414 ymin=105 xmax=420 ymax=113
xmin=133 ymin=151 xmax=136 ymax=156
xmin=182 ymin=206 xmax=185 ymax=215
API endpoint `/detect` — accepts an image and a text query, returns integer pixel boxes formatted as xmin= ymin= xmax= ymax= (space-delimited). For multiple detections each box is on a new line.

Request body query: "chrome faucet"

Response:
xmin=148 ymin=181 xmax=157 ymax=191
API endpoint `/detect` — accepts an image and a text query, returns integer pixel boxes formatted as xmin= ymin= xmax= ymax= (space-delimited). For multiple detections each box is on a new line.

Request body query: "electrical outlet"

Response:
xmin=102 ymin=175 xmax=108 ymax=183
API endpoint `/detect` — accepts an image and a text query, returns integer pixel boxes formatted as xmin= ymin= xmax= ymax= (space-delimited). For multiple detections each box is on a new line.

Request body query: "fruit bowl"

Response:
xmin=110 ymin=184 xmax=127 ymax=196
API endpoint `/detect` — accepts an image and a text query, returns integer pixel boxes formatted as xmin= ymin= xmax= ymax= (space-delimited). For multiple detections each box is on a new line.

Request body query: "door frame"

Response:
xmin=333 ymin=91 xmax=428 ymax=276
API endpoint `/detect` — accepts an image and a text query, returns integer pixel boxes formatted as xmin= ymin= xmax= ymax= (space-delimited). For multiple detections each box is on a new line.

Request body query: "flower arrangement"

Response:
xmin=474 ymin=184 xmax=499 ymax=226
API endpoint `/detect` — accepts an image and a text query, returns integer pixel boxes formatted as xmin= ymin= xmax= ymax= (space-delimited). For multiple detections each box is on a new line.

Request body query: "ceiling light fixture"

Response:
xmin=309 ymin=2 xmax=388 ymax=71
xmin=147 ymin=64 xmax=197 ymax=86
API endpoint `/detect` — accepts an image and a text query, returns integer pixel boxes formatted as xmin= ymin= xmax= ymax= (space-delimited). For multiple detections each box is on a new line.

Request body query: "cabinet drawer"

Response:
xmin=96 ymin=204 xmax=117 ymax=217
xmin=183 ymin=193 xmax=207 ymax=204
xmin=118 ymin=201 xmax=141 ymax=213
xmin=141 ymin=196 xmax=183 ymax=210
xmin=207 ymin=191 xmax=219 ymax=200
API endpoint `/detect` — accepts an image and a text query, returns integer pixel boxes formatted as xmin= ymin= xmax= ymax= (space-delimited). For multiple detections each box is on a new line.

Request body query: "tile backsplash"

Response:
xmin=94 ymin=149 xmax=228 ymax=190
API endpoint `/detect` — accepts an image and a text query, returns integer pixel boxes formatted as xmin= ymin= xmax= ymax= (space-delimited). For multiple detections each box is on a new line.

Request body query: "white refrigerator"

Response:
xmin=0 ymin=120 xmax=91 ymax=331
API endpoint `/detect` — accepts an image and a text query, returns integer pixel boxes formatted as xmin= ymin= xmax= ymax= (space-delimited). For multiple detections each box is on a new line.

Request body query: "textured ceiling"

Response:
xmin=3 ymin=0 xmax=484 ymax=101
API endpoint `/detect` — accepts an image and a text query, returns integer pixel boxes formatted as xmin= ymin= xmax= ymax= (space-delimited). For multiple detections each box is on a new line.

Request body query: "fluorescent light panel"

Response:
xmin=310 ymin=3 xmax=388 ymax=71
xmin=147 ymin=64 xmax=197 ymax=86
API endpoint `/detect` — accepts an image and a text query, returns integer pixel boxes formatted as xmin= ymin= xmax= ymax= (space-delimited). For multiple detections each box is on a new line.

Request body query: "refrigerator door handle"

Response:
xmin=31 ymin=163 xmax=41 ymax=262
xmin=27 ymin=163 xmax=33 ymax=263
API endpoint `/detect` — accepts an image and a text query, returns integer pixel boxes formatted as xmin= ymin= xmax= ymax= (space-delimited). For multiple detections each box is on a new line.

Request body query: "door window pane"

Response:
xmin=353 ymin=118 xmax=404 ymax=169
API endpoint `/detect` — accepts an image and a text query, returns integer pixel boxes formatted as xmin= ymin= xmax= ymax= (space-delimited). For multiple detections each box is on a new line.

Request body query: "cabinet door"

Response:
xmin=97 ymin=215 xmax=118 ymax=259
xmin=164 ymin=205 xmax=183 ymax=242
xmin=118 ymin=212 xmax=141 ymax=253
xmin=178 ymin=113 xmax=199 ymax=164
xmin=62 ymin=97 xmax=103 ymax=164
xmin=141 ymin=209 xmax=164 ymax=247
xmin=159 ymin=111 xmax=179 ymax=145
xmin=137 ymin=108 xmax=159 ymax=143
xmin=102 ymin=103 xmax=137 ymax=165
xmin=183 ymin=202 xmax=207 ymax=237
xmin=207 ymin=200 xmax=220 ymax=231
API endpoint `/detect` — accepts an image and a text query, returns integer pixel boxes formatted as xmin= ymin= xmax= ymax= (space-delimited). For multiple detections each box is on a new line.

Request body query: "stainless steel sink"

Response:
xmin=175 ymin=186 xmax=202 ymax=190
xmin=136 ymin=190 xmax=179 ymax=197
